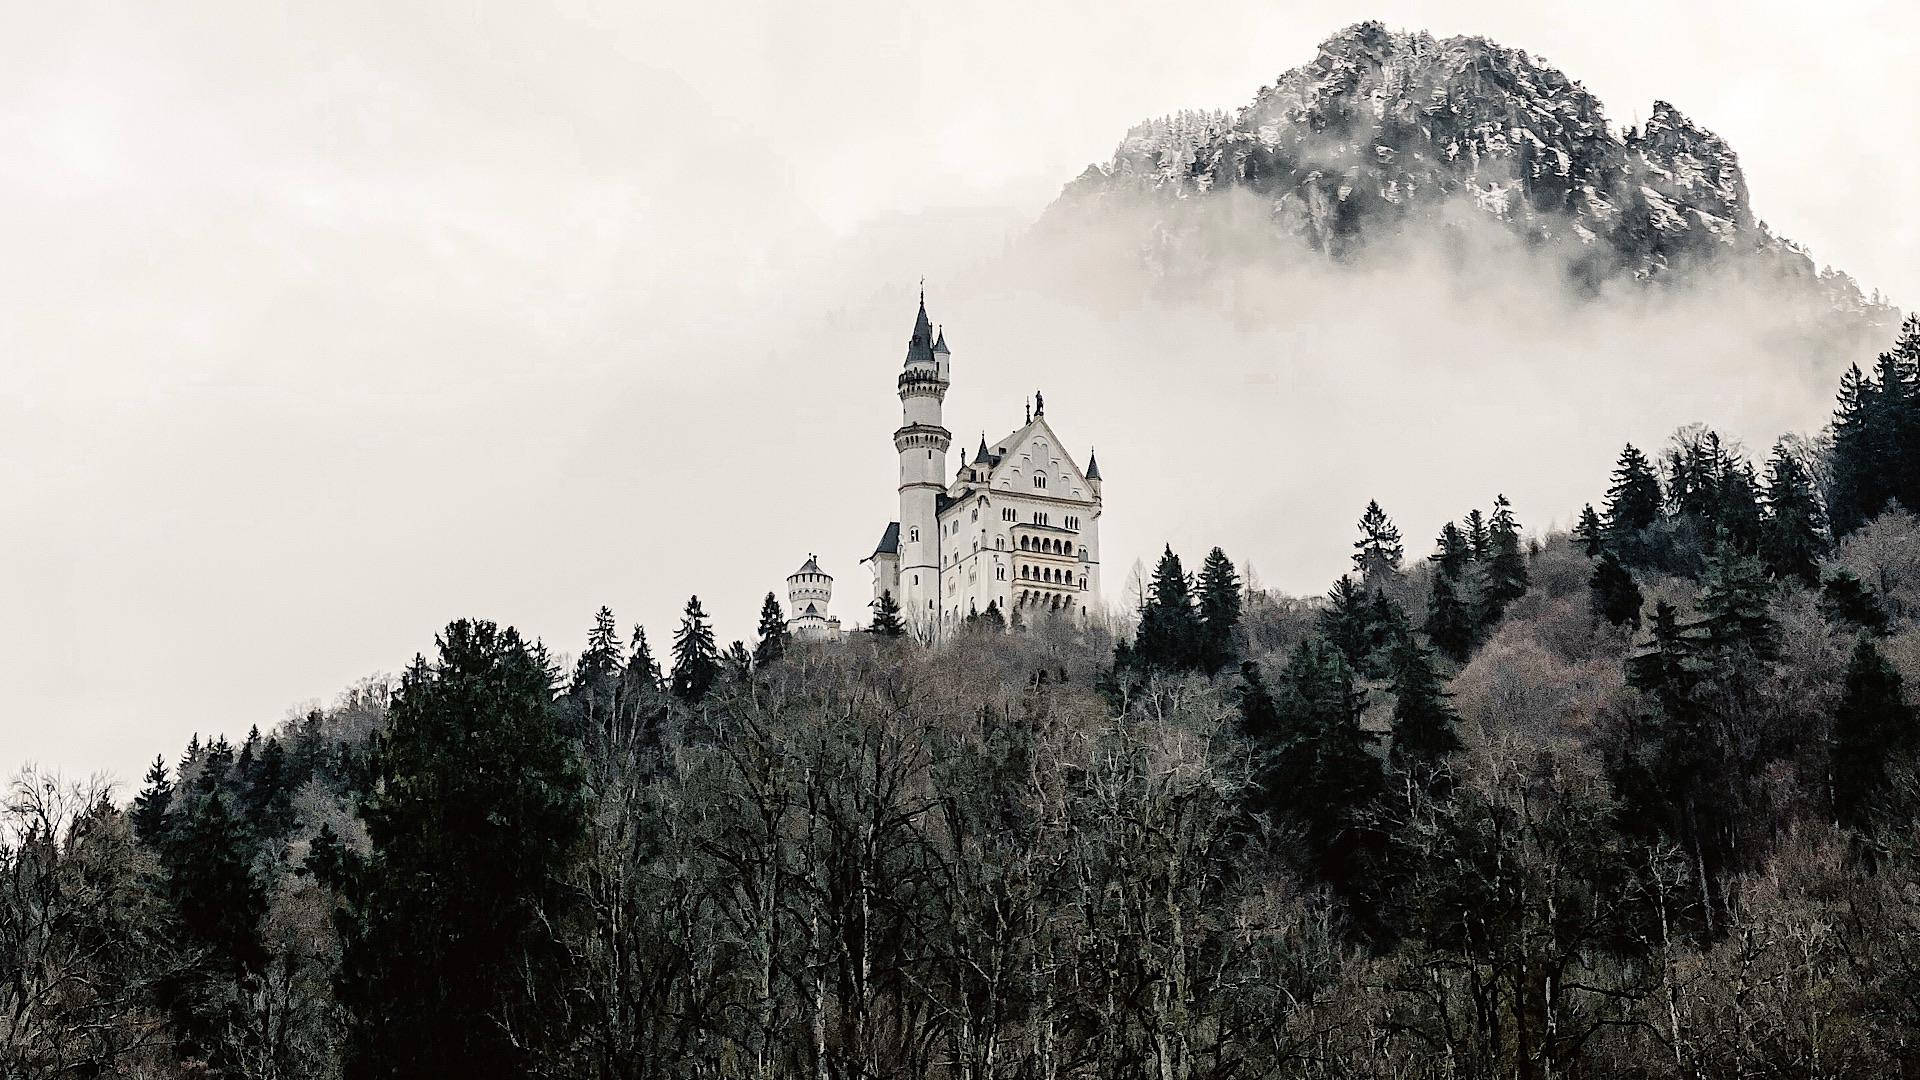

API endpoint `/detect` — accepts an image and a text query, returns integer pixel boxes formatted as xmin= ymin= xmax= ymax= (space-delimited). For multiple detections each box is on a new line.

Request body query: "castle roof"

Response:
xmin=1086 ymin=448 xmax=1101 ymax=480
xmin=904 ymin=290 xmax=935 ymax=367
xmin=933 ymin=327 xmax=949 ymax=355
xmin=867 ymin=522 xmax=900 ymax=558
xmin=972 ymin=434 xmax=991 ymax=464
xmin=791 ymin=554 xmax=825 ymax=577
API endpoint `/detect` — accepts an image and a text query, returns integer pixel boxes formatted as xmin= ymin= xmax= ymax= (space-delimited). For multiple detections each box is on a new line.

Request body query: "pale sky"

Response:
xmin=3 ymin=0 xmax=1915 ymax=786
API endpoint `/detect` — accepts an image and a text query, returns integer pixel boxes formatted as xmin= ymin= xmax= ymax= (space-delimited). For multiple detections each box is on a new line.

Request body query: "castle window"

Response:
xmin=1080 ymin=576 xmax=1088 ymax=589
xmin=909 ymin=527 xmax=919 ymax=543
xmin=1034 ymin=475 xmax=1047 ymax=489
xmin=997 ymin=566 xmax=1005 ymax=580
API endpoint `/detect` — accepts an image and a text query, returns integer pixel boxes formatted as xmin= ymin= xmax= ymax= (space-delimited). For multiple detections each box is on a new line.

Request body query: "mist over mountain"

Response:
xmin=1042 ymin=21 xmax=1895 ymax=358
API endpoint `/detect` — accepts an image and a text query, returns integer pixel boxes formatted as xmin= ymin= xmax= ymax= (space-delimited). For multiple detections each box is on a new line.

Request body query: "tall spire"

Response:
xmin=904 ymin=282 xmax=935 ymax=366
xmin=1086 ymin=446 xmax=1101 ymax=480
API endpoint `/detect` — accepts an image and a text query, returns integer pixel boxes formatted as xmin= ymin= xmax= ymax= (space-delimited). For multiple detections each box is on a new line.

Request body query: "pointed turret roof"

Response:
xmin=904 ymin=286 xmax=935 ymax=366
xmin=932 ymin=326 xmax=949 ymax=355
xmin=792 ymin=554 xmax=824 ymax=577
xmin=867 ymin=522 xmax=901 ymax=558
xmin=972 ymin=433 xmax=990 ymax=464
xmin=1086 ymin=447 xmax=1101 ymax=480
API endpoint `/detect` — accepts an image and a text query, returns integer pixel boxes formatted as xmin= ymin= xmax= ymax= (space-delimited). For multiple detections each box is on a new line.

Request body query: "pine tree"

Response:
xmin=670 ymin=595 xmax=721 ymax=704
xmin=1352 ymin=500 xmax=1405 ymax=582
xmin=1697 ymin=543 xmax=1778 ymax=661
xmin=1574 ymin=503 xmax=1607 ymax=557
xmin=1255 ymin=640 xmax=1381 ymax=883
xmin=1423 ymin=570 xmax=1475 ymax=664
xmin=1590 ymin=551 xmax=1644 ymax=630
xmin=1828 ymin=362 xmax=1882 ymax=538
xmin=753 ymin=592 xmax=788 ymax=667
xmin=1433 ymin=521 xmax=1473 ymax=580
xmin=1195 ymin=547 xmax=1244 ymax=673
xmin=980 ymin=600 xmax=1007 ymax=631
xmin=131 ymin=755 xmax=173 ymax=844
xmin=624 ymin=626 xmax=662 ymax=694
xmin=1480 ymin=494 xmax=1529 ymax=624
xmin=1626 ymin=601 xmax=1703 ymax=716
xmin=1319 ymin=575 xmax=1374 ymax=671
xmin=1759 ymin=442 xmax=1828 ymax=584
xmin=1820 ymin=569 xmax=1889 ymax=635
xmin=723 ymin=640 xmax=753 ymax=681
xmin=1463 ymin=509 xmax=1492 ymax=563
xmin=870 ymin=590 xmax=907 ymax=638
xmin=1235 ymin=659 xmax=1282 ymax=741
xmin=570 ymin=606 xmax=624 ymax=697
xmin=1831 ymin=635 xmax=1915 ymax=828
xmin=1387 ymin=633 xmax=1463 ymax=771
xmin=1605 ymin=443 xmax=1664 ymax=541
xmin=1134 ymin=545 xmax=1203 ymax=671
xmin=324 ymin=620 xmax=585 ymax=1079
xmin=1366 ymin=590 xmax=1412 ymax=673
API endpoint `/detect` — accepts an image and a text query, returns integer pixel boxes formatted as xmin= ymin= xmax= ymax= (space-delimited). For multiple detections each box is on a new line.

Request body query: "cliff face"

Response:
xmin=1047 ymin=22 xmax=1887 ymax=321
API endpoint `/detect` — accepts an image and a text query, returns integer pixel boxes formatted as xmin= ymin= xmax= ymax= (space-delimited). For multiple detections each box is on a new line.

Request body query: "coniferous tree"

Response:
xmin=1432 ymin=521 xmax=1473 ymax=580
xmin=670 ymin=596 xmax=721 ymax=704
xmin=1605 ymin=443 xmax=1664 ymax=542
xmin=569 ymin=607 xmax=624 ymax=728
xmin=1387 ymin=633 xmax=1463 ymax=772
xmin=1463 ymin=509 xmax=1492 ymax=563
xmin=1590 ymin=551 xmax=1644 ymax=630
xmin=1255 ymin=639 xmax=1382 ymax=884
xmin=131 ymin=755 xmax=173 ymax=843
xmin=980 ymin=599 xmax=1007 ymax=631
xmin=1829 ymin=362 xmax=1881 ymax=538
xmin=870 ymin=590 xmax=907 ymax=638
xmin=1626 ymin=601 xmax=1702 ymax=716
xmin=1759 ymin=442 xmax=1828 ymax=584
xmin=1195 ymin=547 xmax=1244 ymax=673
xmin=1832 ymin=635 xmax=1916 ymax=828
xmin=323 ymin=620 xmax=585 ymax=1080
xmin=1423 ymin=570 xmax=1474 ymax=664
xmin=1134 ymin=545 xmax=1203 ymax=671
xmin=624 ymin=626 xmax=662 ymax=694
xmin=1829 ymin=317 xmax=1920 ymax=536
xmin=753 ymin=592 xmax=788 ymax=667
xmin=1235 ymin=659 xmax=1282 ymax=741
xmin=1366 ymin=590 xmax=1412 ymax=672
xmin=1574 ymin=503 xmax=1607 ymax=557
xmin=1820 ymin=569 xmax=1890 ymax=635
xmin=1319 ymin=575 xmax=1374 ymax=671
xmin=1352 ymin=500 xmax=1405 ymax=582
xmin=1697 ymin=543 xmax=1778 ymax=661
xmin=1479 ymin=494 xmax=1529 ymax=623
xmin=723 ymin=640 xmax=753 ymax=681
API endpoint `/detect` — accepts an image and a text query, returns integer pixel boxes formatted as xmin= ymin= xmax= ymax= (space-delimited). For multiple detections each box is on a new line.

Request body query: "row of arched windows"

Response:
xmin=1017 ymin=564 xmax=1088 ymax=589
xmin=1019 ymin=535 xmax=1073 ymax=555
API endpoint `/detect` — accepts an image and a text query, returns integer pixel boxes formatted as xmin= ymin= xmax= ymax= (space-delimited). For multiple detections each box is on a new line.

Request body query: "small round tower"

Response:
xmin=786 ymin=555 xmax=841 ymax=641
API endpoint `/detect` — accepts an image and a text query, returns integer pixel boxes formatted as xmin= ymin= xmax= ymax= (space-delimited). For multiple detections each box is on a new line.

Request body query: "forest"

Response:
xmin=7 ymin=315 xmax=1920 ymax=1080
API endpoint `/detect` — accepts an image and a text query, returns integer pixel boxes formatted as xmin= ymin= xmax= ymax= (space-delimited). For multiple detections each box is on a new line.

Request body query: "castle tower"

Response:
xmin=786 ymin=555 xmax=841 ymax=641
xmin=894 ymin=289 xmax=950 ymax=635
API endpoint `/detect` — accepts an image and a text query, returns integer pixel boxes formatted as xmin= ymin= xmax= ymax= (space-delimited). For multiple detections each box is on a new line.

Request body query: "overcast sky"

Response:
xmin=3 ymin=0 xmax=1915 ymax=786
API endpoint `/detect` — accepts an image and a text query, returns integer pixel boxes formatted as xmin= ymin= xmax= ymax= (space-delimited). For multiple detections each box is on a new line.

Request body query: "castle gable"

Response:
xmin=987 ymin=417 xmax=1094 ymax=501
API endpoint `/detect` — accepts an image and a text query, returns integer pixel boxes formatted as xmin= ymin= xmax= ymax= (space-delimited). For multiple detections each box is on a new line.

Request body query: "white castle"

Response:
xmin=785 ymin=555 xmax=842 ymax=642
xmin=859 ymin=290 xmax=1104 ymax=640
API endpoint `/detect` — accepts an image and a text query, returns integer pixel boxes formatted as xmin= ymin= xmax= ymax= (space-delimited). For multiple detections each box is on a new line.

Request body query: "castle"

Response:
xmin=784 ymin=555 xmax=842 ymax=642
xmin=858 ymin=290 xmax=1104 ymax=641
